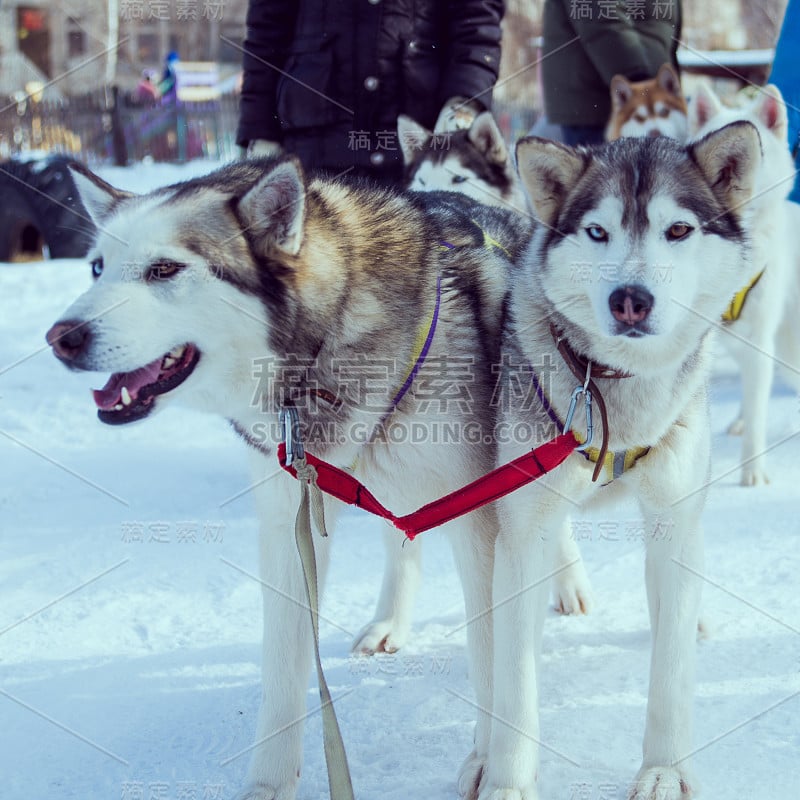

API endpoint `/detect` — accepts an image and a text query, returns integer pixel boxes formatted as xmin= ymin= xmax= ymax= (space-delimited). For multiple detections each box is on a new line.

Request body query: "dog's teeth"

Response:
xmin=114 ymin=403 xmax=124 ymax=411
xmin=121 ymin=386 xmax=132 ymax=406
xmin=162 ymin=356 xmax=176 ymax=369
xmin=169 ymin=345 xmax=186 ymax=359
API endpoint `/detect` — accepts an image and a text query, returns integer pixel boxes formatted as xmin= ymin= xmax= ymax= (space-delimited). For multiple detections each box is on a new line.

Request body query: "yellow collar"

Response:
xmin=722 ymin=269 xmax=764 ymax=323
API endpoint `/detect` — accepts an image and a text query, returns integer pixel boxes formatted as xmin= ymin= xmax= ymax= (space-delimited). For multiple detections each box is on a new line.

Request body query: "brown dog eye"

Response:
xmin=666 ymin=223 xmax=693 ymax=241
xmin=147 ymin=260 xmax=185 ymax=281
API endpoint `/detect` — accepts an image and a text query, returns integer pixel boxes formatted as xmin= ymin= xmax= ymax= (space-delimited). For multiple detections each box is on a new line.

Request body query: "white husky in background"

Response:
xmin=689 ymin=82 xmax=799 ymax=485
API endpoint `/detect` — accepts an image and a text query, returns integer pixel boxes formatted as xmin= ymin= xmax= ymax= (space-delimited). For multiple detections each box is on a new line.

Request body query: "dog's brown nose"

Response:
xmin=47 ymin=320 xmax=89 ymax=361
xmin=609 ymin=286 xmax=653 ymax=326
xmin=647 ymin=129 xmax=662 ymax=138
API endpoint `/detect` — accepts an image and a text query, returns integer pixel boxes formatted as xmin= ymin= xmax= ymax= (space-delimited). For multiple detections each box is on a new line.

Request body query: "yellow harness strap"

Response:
xmin=471 ymin=219 xmax=512 ymax=258
xmin=722 ymin=269 xmax=764 ymax=323
xmin=581 ymin=442 xmax=651 ymax=485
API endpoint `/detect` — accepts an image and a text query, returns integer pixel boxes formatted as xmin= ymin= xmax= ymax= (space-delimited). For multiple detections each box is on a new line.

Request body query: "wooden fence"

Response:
xmin=0 ymin=86 xmax=539 ymax=167
xmin=0 ymin=87 xmax=242 ymax=166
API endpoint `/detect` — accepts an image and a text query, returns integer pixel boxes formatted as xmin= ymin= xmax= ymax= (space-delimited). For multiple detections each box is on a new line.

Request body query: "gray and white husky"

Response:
xmin=467 ymin=123 xmax=762 ymax=800
xmin=46 ymin=120 xmax=760 ymax=800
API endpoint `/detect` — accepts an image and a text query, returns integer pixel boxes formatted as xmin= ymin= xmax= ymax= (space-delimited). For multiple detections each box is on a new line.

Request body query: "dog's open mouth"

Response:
xmin=92 ymin=344 xmax=200 ymax=424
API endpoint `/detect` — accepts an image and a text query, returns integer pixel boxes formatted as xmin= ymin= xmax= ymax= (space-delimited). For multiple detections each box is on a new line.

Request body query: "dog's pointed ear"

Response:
xmin=657 ymin=63 xmax=682 ymax=98
xmin=468 ymin=111 xmax=509 ymax=166
xmin=750 ymin=84 xmax=788 ymax=140
xmin=397 ymin=114 xmax=432 ymax=164
xmin=690 ymin=120 xmax=762 ymax=211
xmin=238 ymin=157 xmax=307 ymax=256
xmin=688 ymin=80 xmax=722 ymax=133
xmin=516 ymin=136 xmax=587 ymax=228
xmin=68 ymin=163 xmax=134 ymax=225
xmin=610 ymin=74 xmax=634 ymax=111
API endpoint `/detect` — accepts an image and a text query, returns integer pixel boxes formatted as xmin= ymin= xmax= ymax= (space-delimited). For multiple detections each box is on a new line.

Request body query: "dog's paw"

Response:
xmin=740 ymin=466 xmax=769 ymax=487
xmin=351 ymin=619 xmax=409 ymax=655
xmin=457 ymin=749 xmax=485 ymax=799
xmin=628 ymin=767 xmax=693 ymax=800
xmin=478 ymin=788 xmax=539 ymax=800
xmin=552 ymin=562 xmax=594 ymax=615
xmin=727 ymin=417 xmax=744 ymax=436
xmin=232 ymin=783 xmax=291 ymax=800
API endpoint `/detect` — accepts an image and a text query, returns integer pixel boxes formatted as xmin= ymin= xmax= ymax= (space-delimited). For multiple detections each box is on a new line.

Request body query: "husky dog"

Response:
xmin=46 ymin=157 xmax=531 ymax=799
xmin=688 ymin=82 xmax=798 ymax=485
xmin=399 ymin=111 xmax=529 ymax=211
xmin=607 ymin=63 xmax=689 ymax=141
xmin=464 ymin=123 xmax=762 ymax=800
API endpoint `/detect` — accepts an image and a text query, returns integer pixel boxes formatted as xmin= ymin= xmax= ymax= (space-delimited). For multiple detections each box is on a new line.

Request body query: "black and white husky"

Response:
xmin=399 ymin=111 xmax=528 ymax=211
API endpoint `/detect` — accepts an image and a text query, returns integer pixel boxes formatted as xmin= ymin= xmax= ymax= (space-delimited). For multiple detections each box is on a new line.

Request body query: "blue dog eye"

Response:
xmin=586 ymin=225 xmax=608 ymax=242
xmin=91 ymin=258 xmax=104 ymax=278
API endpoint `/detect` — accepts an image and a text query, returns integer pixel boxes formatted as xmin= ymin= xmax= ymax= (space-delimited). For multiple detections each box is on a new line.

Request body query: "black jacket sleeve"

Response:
xmin=236 ymin=1 xmax=299 ymax=147
xmin=439 ymin=0 xmax=505 ymax=110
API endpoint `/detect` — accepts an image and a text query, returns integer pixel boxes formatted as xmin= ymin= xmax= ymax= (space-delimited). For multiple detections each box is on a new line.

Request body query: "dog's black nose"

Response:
xmin=46 ymin=320 xmax=89 ymax=361
xmin=609 ymin=285 xmax=654 ymax=326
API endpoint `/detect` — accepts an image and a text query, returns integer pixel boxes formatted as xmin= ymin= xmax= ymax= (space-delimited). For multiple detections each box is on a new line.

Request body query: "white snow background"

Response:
xmin=1 ymin=160 xmax=798 ymax=800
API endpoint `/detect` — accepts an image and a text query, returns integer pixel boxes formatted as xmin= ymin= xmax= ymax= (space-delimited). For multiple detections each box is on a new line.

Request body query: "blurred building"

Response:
xmin=0 ymin=0 xmax=248 ymax=99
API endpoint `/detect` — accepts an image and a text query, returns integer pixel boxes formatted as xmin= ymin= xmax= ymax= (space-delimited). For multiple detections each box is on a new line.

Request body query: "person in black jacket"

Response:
xmin=236 ymin=0 xmax=505 ymax=184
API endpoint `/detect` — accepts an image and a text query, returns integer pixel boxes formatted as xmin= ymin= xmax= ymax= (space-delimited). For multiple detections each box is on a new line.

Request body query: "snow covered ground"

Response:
xmin=1 ymin=160 xmax=798 ymax=800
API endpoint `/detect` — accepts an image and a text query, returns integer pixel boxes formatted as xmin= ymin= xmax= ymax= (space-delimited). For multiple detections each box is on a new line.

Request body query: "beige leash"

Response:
xmin=292 ymin=456 xmax=355 ymax=800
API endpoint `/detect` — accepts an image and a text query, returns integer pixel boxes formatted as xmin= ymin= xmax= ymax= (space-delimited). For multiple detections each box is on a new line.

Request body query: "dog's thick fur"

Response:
xmin=399 ymin=111 xmax=528 ymax=212
xmin=688 ymin=82 xmax=798 ymax=485
xmin=47 ymin=158 xmax=531 ymax=799
xmin=607 ymin=63 xmax=688 ymax=141
xmin=464 ymin=124 xmax=762 ymax=800
xmin=48 ymin=123 xmax=760 ymax=800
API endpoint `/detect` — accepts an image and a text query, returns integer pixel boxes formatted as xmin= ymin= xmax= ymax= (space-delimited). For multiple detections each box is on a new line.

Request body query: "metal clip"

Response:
xmin=279 ymin=405 xmax=304 ymax=466
xmin=563 ymin=384 xmax=594 ymax=451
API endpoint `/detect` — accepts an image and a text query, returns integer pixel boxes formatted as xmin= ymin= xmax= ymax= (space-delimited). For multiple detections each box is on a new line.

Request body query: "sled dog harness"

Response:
xmin=275 ymin=233 xmax=638 ymax=800
xmin=722 ymin=269 xmax=765 ymax=323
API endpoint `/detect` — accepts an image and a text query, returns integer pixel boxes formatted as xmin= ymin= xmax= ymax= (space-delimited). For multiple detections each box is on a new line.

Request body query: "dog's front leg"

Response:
xmin=631 ymin=462 xmax=706 ymax=800
xmin=476 ymin=490 xmax=565 ymax=800
xmin=450 ymin=506 xmax=497 ymax=799
xmin=237 ymin=450 xmax=337 ymax=800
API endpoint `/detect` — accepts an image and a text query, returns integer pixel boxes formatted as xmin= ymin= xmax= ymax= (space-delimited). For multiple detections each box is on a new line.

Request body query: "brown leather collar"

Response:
xmin=550 ymin=324 xmax=632 ymax=382
xmin=549 ymin=324 xmax=632 ymax=482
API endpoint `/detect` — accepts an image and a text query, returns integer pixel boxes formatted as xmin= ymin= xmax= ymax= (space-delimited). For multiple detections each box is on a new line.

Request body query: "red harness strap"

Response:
xmin=278 ymin=432 xmax=580 ymax=540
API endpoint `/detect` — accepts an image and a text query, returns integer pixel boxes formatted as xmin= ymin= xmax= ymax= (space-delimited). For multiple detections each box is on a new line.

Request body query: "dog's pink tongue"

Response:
xmin=93 ymin=359 xmax=163 ymax=410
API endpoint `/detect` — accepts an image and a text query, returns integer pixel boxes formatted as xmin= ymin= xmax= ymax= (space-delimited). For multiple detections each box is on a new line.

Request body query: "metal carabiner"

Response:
xmin=563 ymin=384 xmax=594 ymax=452
xmin=279 ymin=405 xmax=305 ymax=466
